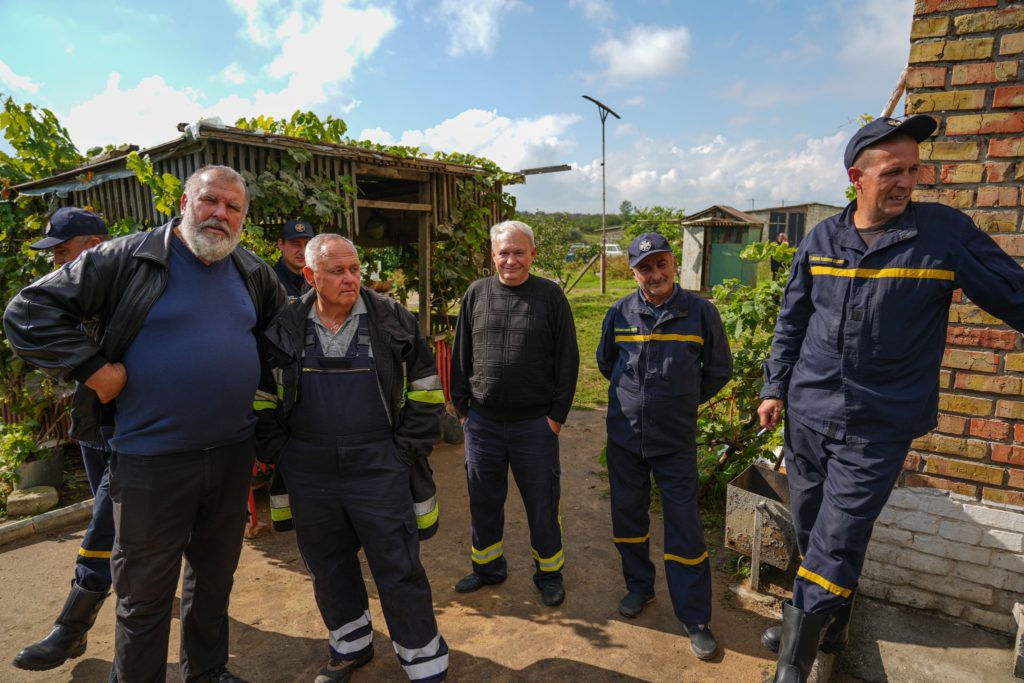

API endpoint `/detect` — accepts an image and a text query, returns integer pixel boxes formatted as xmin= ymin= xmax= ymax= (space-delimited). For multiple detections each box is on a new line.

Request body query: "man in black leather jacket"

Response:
xmin=4 ymin=165 xmax=285 ymax=683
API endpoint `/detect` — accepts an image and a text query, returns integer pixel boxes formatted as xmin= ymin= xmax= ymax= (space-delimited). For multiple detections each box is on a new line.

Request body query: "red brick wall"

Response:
xmin=905 ymin=0 xmax=1024 ymax=505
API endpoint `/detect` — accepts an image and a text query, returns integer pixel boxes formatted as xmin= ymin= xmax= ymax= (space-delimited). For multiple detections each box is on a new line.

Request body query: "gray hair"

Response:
xmin=304 ymin=232 xmax=358 ymax=272
xmin=183 ymin=165 xmax=250 ymax=213
xmin=490 ymin=220 xmax=535 ymax=248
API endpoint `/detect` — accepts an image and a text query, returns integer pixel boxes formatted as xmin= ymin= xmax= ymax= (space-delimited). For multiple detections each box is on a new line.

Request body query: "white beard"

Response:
xmin=179 ymin=216 xmax=241 ymax=263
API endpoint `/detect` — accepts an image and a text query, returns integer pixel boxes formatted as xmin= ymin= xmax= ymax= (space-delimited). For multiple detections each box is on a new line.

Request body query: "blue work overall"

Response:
xmin=281 ymin=317 xmax=448 ymax=682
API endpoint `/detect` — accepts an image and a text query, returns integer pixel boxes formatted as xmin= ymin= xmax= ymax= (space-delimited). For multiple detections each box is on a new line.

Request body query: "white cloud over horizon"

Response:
xmin=569 ymin=0 xmax=613 ymax=23
xmin=0 ymin=59 xmax=40 ymax=94
xmin=593 ymin=26 xmax=691 ymax=83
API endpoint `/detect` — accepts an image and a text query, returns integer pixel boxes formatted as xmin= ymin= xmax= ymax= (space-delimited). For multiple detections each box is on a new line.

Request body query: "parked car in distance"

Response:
xmin=604 ymin=244 xmax=624 ymax=257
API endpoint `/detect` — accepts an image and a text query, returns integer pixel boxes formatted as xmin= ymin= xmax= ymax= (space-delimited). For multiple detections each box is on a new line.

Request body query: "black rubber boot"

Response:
xmin=762 ymin=589 xmax=856 ymax=654
xmin=770 ymin=601 xmax=830 ymax=683
xmin=12 ymin=582 xmax=109 ymax=671
xmin=820 ymin=590 xmax=856 ymax=654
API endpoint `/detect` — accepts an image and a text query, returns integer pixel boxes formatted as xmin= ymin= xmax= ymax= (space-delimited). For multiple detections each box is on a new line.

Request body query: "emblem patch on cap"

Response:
xmin=295 ymin=223 xmax=306 ymax=232
xmin=886 ymin=119 xmax=899 ymax=127
xmin=639 ymin=239 xmax=652 ymax=252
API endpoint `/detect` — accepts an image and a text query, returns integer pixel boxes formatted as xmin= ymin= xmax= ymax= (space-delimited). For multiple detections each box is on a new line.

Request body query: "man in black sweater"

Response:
xmin=450 ymin=219 xmax=579 ymax=607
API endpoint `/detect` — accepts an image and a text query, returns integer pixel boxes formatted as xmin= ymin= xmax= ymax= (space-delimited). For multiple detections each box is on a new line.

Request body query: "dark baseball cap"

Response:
xmin=844 ymin=115 xmax=937 ymax=169
xmin=628 ymin=232 xmax=673 ymax=267
xmin=30 ymin=207 xmax=109 ymax=250
xmin=281 ymin=219 xmax=316 ymax=241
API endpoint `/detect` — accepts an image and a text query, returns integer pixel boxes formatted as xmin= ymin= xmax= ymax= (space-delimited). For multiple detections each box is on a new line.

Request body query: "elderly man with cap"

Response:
xmin=12 ymin=207 xmax=114 ymax=672
xmin=597 ymin=232 xmax=732 ymax=661
xmin=274 ymin=218 xmax=316 ymax=298
xmin=254 ymin=233 xmax=447 ymax=682
xmin=756 ymin=115 xmax=1024 ymax=683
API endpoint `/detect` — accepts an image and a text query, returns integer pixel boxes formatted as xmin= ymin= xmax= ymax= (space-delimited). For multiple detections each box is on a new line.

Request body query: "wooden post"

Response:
xmin=418 ymin=181 xmax=432 ymax=337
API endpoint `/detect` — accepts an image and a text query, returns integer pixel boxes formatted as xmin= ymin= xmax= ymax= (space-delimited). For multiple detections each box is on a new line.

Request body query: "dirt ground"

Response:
xmin=0 ymin=408 xmax=1017 ymax=682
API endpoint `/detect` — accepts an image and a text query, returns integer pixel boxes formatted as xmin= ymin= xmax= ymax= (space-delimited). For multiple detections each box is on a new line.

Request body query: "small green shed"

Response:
xmin=679 ymin=205 xmax=764 ymax=291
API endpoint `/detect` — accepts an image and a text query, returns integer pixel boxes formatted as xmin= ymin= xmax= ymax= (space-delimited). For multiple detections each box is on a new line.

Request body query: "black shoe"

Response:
xmin=12 ymin=581 xmax=108 ymax=671
xmin=761 ymin=622 xmax=781 ymax=652
xmin=771 ymin=601 xmax=830 ymax=683
xmin=538 ymin=579 xmax=565 ymax=607
xmin=618 ymin=592 xmax=654 ymax=618
xmin=313 ymin=650 xmax=374 ymax=683
xmin=204 ymin=666 xmax=249 ymax=683
xmin=454 ymin=573 xmax=505 ymax=593
xmin=684 ymin=623 xmax=719 ymax=660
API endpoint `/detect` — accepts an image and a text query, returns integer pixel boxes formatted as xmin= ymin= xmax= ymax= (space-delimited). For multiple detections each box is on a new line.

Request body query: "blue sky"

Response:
xmin=0 ymin=0 xmax=913 ymax=213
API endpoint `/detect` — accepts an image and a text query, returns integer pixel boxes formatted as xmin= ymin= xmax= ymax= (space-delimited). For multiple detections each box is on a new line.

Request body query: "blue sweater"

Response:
xmin=110 ymin=237 xmax=260 ymax=455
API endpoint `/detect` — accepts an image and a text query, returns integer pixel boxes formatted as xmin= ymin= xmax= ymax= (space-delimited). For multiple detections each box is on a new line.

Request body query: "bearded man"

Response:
xmin=4 ymin=165 xmax=286 ymax=682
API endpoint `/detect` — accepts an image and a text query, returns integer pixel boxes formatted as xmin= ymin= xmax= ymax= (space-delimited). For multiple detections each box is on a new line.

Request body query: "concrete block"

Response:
xmin=895 ymin=548 xmax=954 ymax=575
xmin=5 ymin=487 xmax=59 ymax=517
xmin=955 ymin=562 xmax=1020 ymax=591
xmin=944 ymin=542 xmax=994 ymax=566
xmin=886 ymin=585 xmax=940 ymax=611
xmin=964 ymin=606 xmax=1016 ymax=634
xmin=961 ymin=503 xmax=1024 ymax=533
xmin=927 ymin=575 xmax=995 ymax=604
xmin=982 ymin=529 xmax=1024 ymax=552
xmin=939 ymin=519 xmax=984 ymax=545
xmin=907 ymin=534 xmax=950 ymax=558
xmin=871 ymin=525 xmax=914 ymax=545
xmin=861 ymin=559 xmax=911 ymax=585
xmin=865 ymin=541 xmax=902 ymax=564
xmin=857 ymin=577 xmax=890 ymax=601
xmin=936 ymin=597 xmax=970 ymax=621
xmin=877 ymin=506 xmax=900 ymax=525
xmin=993 ymin=551 xmax=1024 ymax=573
xmin=892 ymin=510 xmax=942 ymax=534
xmin=913 ymin=490 xmax=965 ymax=518
xmin=886 ymin=487 xmax=923 ymax=510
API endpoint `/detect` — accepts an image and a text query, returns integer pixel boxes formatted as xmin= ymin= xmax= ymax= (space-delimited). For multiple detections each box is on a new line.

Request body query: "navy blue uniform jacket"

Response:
xmin=762 ymin=201 xmax=1024 ymax=442
xmin=598 ymin=285 xmax=733 ymax=457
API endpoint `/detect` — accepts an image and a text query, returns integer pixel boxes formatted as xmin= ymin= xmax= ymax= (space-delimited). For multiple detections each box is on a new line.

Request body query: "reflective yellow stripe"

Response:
xmin=408 ymin=389 xmax=445 ymax=404
xmin=614 ymin=333 xmax=704 ymax=344
xmin=613 ymin=533 xmax=651 ymax=544
xmin=531 ymin=547 xmax=565 ymax=572
xmin=253 ymin=400 xmax=276 ymax=411
xmin=809 ymin=266 xmax=954 ymax=281
xmin=416 ymin=502 xmax=439 ymax=530
xmin=809 ymin=255 xmax=846 ymax=264
xmin=797 ymin=565 xmax=852 ymax=598
xmin=78 ymin=548 xmax=112 ymax=559
xmin=270 ymin=506 xmax=292 ymax=522
xmin=471 ymin=541 xmax=504 ymax=564
xmin=665 ymin=551 xmax=708 ymax=566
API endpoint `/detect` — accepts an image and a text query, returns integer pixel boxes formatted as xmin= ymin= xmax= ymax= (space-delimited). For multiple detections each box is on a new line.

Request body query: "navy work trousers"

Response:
xmin=76 ymin=442 xmax=114 ymax=592
xmin=107 ymin=438 xmax=253 ymax=683
xmin=463 ymin=410 xmax=564 ymax=586
xmin=607 ymin=441 xmax=711 ymax=626
xmin=785 ymin=418 xmax=909 ymax=614
xmin=280 ymin=434 xmax=448 ymax=682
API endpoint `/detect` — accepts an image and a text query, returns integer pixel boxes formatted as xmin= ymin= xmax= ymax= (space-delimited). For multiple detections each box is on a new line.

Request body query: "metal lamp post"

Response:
xmin=582 ymin=95 xmax=621 ymax=294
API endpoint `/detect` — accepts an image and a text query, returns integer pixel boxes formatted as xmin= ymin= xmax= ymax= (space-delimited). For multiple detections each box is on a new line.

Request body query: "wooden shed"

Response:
xmin=679 ymin=205 xmax=763 ymax=291
xmin=10 ymin=121 xmax=505 ymax=335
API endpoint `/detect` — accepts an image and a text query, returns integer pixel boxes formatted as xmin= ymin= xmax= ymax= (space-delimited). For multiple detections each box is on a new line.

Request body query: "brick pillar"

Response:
xmin=857 ymin=0 xmax=1024 ymax=635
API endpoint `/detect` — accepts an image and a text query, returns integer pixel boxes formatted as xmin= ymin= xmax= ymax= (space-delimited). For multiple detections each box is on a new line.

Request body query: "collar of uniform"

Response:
xmin=307 ymin=290 xmax=367 ymax=324
xmin=834 ymin=201 xmax=918 ymax=251
xmin=626 ymin=283 xmax=688 ymax=318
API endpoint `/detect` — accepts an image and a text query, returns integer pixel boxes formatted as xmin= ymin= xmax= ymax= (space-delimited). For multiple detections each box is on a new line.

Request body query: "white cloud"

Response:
xmin=569 ymin=0 xmax=613 ymax=23
xmin=840 ymin=0 xmax=913 ymax=73
xmin=513 ymin=131 xmax=849 ymax=213
xmin=434 ymin=0 xmax=523 ymax=56
xmin=0 ymin=59 xmax=40 ymax=93
xmin=220 ymin=63 xmax=249 ymax=85
xmin=624 ymin=95 xmax=646 ymax=107
xmin=65 ymin=44 xmax=74 ymax=56
xmin=358 ymin=108 xmax=580 ymax=172
xmin=227 ymin=0 xmax=275 ymax=46
xmin=593 ymin=26 xmax=691 ymax=82
xmin=64 ymin=73 xmax=206 ymax=148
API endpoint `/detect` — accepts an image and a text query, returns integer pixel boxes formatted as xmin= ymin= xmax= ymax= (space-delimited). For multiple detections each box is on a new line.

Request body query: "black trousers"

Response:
xmin=108 ymin=438 xmax=254 ymax=683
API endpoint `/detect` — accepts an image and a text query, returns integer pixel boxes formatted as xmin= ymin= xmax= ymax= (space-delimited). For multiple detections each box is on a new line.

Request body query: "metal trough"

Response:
xmin=725 ymin=463 xmax=797 ymax=587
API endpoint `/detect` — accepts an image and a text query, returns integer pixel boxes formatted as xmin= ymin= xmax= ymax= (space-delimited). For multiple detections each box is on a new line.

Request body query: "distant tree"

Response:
xmin=523 ymin=212 xmax=592 ymax=288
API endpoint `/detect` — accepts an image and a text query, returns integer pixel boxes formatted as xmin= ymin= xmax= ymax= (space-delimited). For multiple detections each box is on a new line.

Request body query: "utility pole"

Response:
xmin=582 ymin=95 xmax=621 ymax=294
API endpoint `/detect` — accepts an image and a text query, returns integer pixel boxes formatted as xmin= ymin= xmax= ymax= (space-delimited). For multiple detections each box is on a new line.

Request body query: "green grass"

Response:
xmin=565 ymin=273 xmax=635 ymax=409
